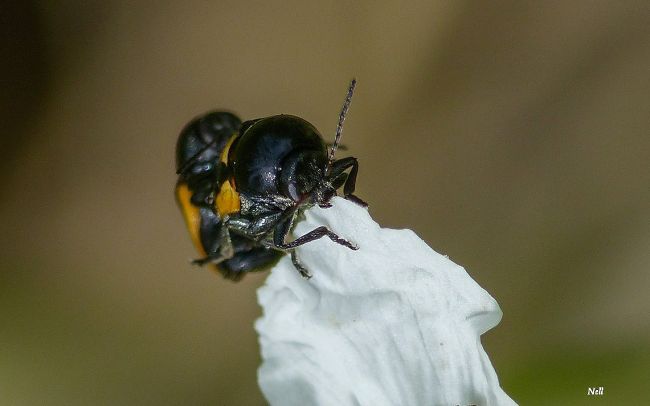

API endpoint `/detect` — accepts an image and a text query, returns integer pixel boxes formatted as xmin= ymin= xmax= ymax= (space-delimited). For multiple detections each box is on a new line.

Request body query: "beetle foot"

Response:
xmin=291 ymin=251 xmax=313 ymax=279
xmin=344 ymin=194 xmax=368 ymax=207
xmin=329 ymin=234 xmax=359 ymax=251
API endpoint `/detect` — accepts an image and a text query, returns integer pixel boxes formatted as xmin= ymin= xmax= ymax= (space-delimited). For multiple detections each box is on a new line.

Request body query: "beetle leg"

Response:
xmin=273 ymin=212 xmax=358 ymax=251
xmin=226 ymin=211 xmax=284 ymax=241
xmin=281 ymin=226 xmax=358 ymax=250
xmin=291 ymin=250 xmax=312 ymax=279
xmin=328 ymin=157 xmax=367 ymax=207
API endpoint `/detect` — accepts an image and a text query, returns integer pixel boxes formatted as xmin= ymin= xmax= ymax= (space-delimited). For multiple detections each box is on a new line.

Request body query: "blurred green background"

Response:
xmin=1 ymin=1 xmax=649 ymax=404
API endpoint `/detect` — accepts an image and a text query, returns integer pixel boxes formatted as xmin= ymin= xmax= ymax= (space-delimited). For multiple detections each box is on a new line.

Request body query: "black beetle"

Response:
xmin=175 ymin=80 xmax=365 ymax=280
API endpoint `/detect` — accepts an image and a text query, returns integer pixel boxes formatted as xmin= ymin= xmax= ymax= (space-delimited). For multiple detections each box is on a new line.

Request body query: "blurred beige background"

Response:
xmin=1 ymin=1 xmax=649 ymax=404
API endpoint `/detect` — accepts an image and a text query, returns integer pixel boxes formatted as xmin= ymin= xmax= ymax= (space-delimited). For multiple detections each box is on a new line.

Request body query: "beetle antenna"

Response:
xmin=176 ymin=139 xmax=218 ymax=175
xmin=327 ymin=78 xmax=356 ymax=172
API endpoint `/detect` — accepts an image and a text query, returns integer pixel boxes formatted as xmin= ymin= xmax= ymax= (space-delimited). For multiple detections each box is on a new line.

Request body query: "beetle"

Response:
xmin=175 ymin=80 xmax=365 ymax=281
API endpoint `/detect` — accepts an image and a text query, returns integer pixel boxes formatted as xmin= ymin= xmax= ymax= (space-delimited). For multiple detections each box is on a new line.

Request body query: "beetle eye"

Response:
xmin=280 ymin=151 xmax=324 ymax=201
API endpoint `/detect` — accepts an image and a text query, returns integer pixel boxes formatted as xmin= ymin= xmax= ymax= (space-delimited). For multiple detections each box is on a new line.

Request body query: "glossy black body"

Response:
xmin=176 ymin=108 xmax=363 ymax=281
xmin=175 ymin=111 xmax=239 ymax=205
xmin=233 ymin=115 xmax=327 ymax=199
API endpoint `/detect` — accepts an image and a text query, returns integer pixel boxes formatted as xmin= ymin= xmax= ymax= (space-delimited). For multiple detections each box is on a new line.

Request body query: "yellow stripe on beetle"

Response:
xmin=220 ymin=133 xmax=238 ymax=164
xmin=175 ymin=182 xmax=207 ymax=256
xmin=216 ymin=180 xmax=240 ymax=217
xmin=215 ymin=133 xmax=241 ymax=217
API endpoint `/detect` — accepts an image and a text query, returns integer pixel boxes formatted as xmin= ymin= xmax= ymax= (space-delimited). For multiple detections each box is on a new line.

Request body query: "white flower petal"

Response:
xmin=256 ymin=197 xmax=516 ymax=406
